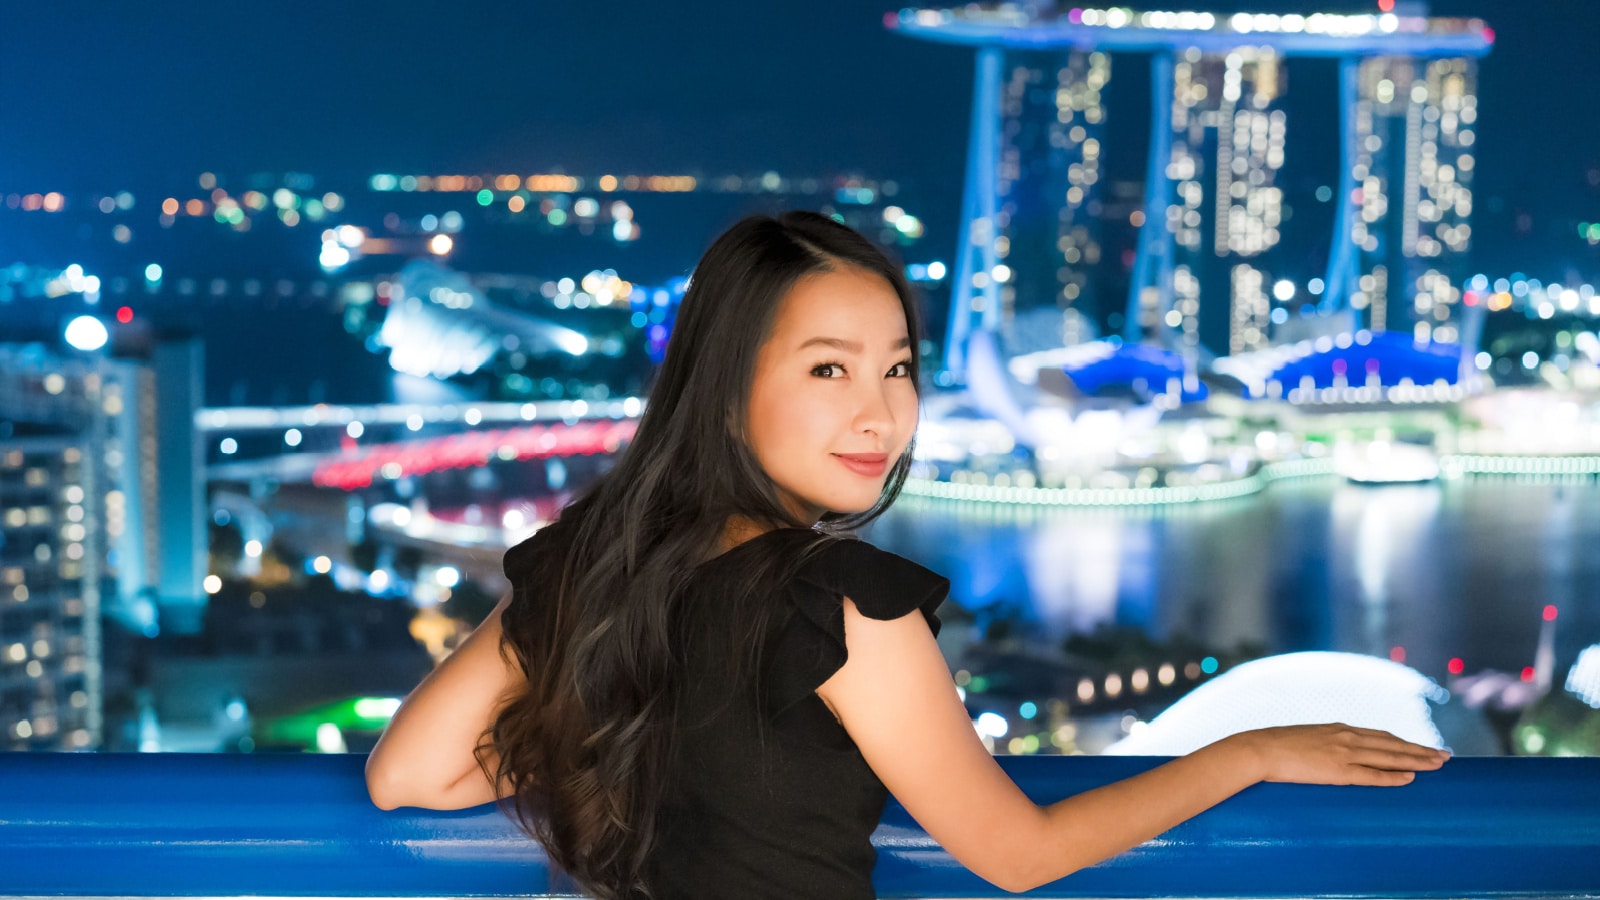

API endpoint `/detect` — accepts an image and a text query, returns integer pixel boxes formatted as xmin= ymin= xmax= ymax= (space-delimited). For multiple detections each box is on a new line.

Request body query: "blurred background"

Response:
xmin=2 ymin=0 xmax=1597 ymax=759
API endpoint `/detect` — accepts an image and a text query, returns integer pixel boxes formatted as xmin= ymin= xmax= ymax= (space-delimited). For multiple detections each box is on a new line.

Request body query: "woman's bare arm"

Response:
xmin=365 ymin=593 xmax=523 ymax=810
xmin=817 ymin=600 xmax=1449 ymax=893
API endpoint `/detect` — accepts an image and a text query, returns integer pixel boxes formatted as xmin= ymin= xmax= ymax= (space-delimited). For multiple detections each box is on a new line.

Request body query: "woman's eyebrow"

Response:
xmin=796 ymin=335 xmax=912 ymax=353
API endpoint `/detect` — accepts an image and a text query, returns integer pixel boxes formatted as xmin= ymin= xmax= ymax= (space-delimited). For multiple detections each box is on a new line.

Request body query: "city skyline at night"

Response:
xmin=2 ymin=0 xmax=1597 ymax=273
xmin=3 ymin=2 xmax=1599 ymax=761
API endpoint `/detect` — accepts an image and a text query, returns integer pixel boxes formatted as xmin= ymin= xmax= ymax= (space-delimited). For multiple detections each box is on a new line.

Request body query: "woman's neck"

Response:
xmin=716 ymin=517 xmax=771 ymax=554
xmin=716 ymin=515 xmax=814 ymax=554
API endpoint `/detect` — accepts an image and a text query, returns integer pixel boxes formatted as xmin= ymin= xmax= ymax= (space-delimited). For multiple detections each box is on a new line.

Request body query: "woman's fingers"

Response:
xmin=1346 ymin=767 xmax=1416 ymax=787
xmin=1349 ymin=745 xmax=1448 ymax=772
xmin=1324 ymin=725 xmax=1449 ymax=764
xmin=1354 ymin=735 xmax=1450 ymax=764
xmin=1251 ymin=723 xmax=1451 ymax=785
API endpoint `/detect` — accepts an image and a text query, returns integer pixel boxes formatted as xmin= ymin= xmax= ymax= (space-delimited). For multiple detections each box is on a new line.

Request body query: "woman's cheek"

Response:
xmin=790 ymin=386 xmax=836 ymax=434
xmin=893 ymin=390 xmax=920 ymax=446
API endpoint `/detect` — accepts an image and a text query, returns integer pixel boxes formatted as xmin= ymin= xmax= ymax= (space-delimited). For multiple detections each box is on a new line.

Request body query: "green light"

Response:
xmin=969 ymin=676 xmax=988 ymax=693
xmin=257 ymin=696 xmax=400 ymax=749
xmin=548 ymin=209 xmax=567 ymax=226
xmin=1520 ymin=727 xmax=1547 ymax=754
xmin=477 ymin=189 xmax=494 ymax=206
xmin=353 ymin=697 xmax=402 ymax=720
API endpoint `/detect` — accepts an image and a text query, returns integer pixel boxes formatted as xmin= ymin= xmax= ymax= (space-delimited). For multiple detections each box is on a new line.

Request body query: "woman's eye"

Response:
xmin=887 ymin=361 xmax=912 ymax=378
xmin=811 ymin=363 xmax=846 ymax=378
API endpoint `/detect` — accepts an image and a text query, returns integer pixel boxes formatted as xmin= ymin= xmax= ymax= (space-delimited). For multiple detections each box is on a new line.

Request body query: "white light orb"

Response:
xmin=64 ymin=316 xmax=109 ymax=351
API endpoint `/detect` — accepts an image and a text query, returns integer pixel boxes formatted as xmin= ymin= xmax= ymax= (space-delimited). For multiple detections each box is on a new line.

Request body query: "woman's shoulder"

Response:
xmin=701 ymin=527 xmax=948 ymax=623
xmin=754 ymin=531 xmax=948 ymax=720
xmin=501 ymin=520 xmax=573 ymax=583
xmin=792 ymin=535 xmax=949 ymax=623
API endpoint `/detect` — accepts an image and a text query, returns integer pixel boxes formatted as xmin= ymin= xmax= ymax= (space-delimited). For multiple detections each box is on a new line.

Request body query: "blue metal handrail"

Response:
xmin=2 ymin=752 xmax=1596 ymax=897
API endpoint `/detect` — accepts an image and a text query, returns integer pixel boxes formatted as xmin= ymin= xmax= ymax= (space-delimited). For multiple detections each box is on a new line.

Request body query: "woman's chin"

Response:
xmin=819 ymin=495 xmax=883 ymax=518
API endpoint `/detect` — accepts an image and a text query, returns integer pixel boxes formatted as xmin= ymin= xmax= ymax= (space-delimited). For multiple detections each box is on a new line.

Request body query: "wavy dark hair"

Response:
xmin=481 ymin=211 xmax=925 ymax=898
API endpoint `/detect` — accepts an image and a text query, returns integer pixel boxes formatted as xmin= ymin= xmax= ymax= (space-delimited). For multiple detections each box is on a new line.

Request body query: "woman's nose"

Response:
xmin=852 ymin=382 xmax=896 ymax=436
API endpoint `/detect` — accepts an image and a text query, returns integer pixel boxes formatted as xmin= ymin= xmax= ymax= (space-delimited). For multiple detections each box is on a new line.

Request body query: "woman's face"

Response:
xmin=746 ymin=265 xmax=918 ymax=524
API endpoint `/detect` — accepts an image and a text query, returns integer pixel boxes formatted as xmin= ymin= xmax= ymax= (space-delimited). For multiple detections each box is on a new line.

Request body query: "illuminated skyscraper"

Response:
xmin=995 ymin=49 xmax=1111 ymax=352
xmin=1152 ymin=47 xmax=1288 ymax=361
xmin=941 ymin=43 xmax=1111 ymax=372
xmin=0 ymin=349 xmax=127 ymax=750
xmin=0 ymin=337 xmax=204 ymax=748
xmin=1326 ymin=55 xmax=1478 ymax=342
xmin=890 ymin=7 xmax=1492 ymax=380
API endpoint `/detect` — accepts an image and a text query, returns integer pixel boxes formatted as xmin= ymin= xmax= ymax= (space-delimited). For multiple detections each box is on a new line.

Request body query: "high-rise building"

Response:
xmin=0 ymin=337 xmax=204 ymax=748
xmin=1340 ymin=55 xmax=1477 ymax=342
xmin=1162 ymin=47 xmax=1288 ymax=359
xmin=892 ymin=7 xmax=1492 ymax=382
xmin=0 ymin=348 xmax=126 ymax=749
xmin=994 ymin=49 xmax=1110 ymax=353
xmin=150 ymin=339 xmax=207 ymax=634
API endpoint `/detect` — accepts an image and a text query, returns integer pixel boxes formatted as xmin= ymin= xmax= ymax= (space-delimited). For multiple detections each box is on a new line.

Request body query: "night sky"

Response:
xmin=3 ymin=0 xmax=1599 ymax=271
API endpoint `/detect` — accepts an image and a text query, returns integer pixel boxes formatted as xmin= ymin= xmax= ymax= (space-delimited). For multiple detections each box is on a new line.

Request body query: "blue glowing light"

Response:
xmin=1268 ymin=331 xmax=1461 ymax=390
xmin=1060 ymin=342 xmax=1208 ymax=402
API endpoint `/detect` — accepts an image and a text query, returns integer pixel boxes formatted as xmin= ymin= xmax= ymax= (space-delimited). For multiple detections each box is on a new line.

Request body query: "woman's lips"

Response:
xmin=834 ymin=453 xmax=889 ymax=477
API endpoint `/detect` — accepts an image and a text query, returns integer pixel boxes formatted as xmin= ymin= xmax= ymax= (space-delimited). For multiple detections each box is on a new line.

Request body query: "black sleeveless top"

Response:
xmin=502 ymin=526 xmax=948 ymax=899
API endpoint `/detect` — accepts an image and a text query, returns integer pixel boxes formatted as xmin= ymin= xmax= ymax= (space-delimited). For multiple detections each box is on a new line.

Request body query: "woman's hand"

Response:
xmin=1229 ymin=723 xmax=1451 ymax=786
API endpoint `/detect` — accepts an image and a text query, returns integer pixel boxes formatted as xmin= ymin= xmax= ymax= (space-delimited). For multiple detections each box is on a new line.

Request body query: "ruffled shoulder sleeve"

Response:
xmin=501 ymin=522 xmax=572 ymax=611
xmin=766 ymin=538 xmax=949 ymax=721
xmin=503 ymin=524 xmax=551 ymax=581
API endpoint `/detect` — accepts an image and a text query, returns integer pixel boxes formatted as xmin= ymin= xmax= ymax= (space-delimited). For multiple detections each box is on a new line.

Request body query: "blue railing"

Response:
xmin=2 ymin=752 xmax=1597 ymax=897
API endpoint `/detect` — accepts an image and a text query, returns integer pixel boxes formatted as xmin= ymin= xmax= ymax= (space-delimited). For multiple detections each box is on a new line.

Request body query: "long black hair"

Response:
xmin=483 ymin=211 xmax=925 ymax=898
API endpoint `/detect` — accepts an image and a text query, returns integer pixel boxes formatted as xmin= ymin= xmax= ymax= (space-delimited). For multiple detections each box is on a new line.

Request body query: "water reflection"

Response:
xmin=866 ymin=478 xmax=1599 ymax=679
xmin=1334 ymin=484 xmax=1441 ymax=659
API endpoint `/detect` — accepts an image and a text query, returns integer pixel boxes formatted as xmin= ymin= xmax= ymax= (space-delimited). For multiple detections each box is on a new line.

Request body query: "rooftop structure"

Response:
xmin=888 ymin=6 xmax=1493 ymax=379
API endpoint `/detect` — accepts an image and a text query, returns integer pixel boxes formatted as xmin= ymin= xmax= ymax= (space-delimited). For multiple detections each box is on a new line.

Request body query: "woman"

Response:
xmin=365 ymin=211 xmax=1449 ymax=898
